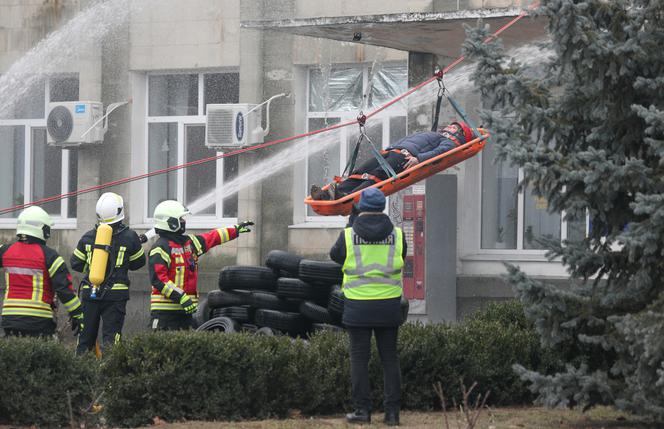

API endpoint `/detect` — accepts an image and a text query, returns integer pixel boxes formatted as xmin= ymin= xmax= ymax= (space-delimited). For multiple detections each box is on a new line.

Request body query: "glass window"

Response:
xmin=67 ymin=150 xmax=78 ymax=219
xmin=371 ymin=64 xmax=408 ymax=108
xmin=204 ymin=73 xmax=239 ymax=114
xmin=0 ymin=77 xmax=46 ymax=120
xmin=50 ymin=75 xmax=79 ymax=102
xmin=31 ymin=128 xmax=62 ymax=215
xmin=523 ymin=186 xmax=561 ymax=249
xmin=481 ymin=144 xmax=518 ymax=249
xmin=307 ymin=117 xmax=341 ymax=216
xmin=148 ymin=74 xmax=198 ymax=116
xmin=148 ymin=123 xmax=178 ymax=215
xmin=222 ymin=156 xmax=239 ymax=218
xmin=0 ymin=126 xmax=25 ymax=217
xmin=566 ymin=214 xmax=586 ymax=242
xmin=309 ymin=67 xmax=363 ymax=112
xmin=389 ymin=116 xmax=408 ymax=144
xmin=184 ymin=125 xmax=216 ymax=215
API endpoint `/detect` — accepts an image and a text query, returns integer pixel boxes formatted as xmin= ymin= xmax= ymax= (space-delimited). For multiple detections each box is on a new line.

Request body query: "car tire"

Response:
xmin=211 ymin=305 xmax=253 ymax=323
xmin=250 ymin=291 xmax=300 ymax=312
xmin=195 ymin=316 xmax=239 ymax=333
xmin=299 ymin=300 xmax=332 ymax=324
xmin=193 ymin=297 xmax=211 ymax=328
xmin=298 ymin=259 xmax=343 ymax=285
xmin=207 ymin=289 xmax=249 ymax=308
xmin=265 ymin=250 xmax=303 ymax=276
xmin=276 ymin=277 xmax=329 ymax=301
xmin=218 ymin=266 xmax=277 ymax=291
xmin=254 ymin=309 xmax=308 ymax=334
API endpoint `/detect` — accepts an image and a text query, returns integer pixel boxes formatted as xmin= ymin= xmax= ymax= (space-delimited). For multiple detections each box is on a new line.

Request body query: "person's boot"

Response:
xmin=384 ymin=410 xmax=400 ymax=426
xmin=310 ymin=184 xmax=331 ymax=201
xmin=346 ymin=409 xmax=371 ymax=424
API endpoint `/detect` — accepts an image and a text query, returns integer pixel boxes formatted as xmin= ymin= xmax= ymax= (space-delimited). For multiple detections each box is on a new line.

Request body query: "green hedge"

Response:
xmin=0 ymin=337 xmax=99 ymax=427
xmin=0 ymin=301 xmax=560 ymax=427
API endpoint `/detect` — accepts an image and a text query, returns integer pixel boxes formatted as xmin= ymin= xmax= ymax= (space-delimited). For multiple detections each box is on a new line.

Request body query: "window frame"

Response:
xmin=477 ymin=151 xmax=589 ymax=254
xmin=143 ymin=71 xmax=239 ymax=229
xmin=303 ymin=61 xmax=408 ymax=224
xmin=0 ymin=77 xmax=78 ymax=228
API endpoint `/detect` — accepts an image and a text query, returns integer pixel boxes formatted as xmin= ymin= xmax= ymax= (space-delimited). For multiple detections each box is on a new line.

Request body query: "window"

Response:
xmin=305 ymin=63 xmax=408 ymax=218
xmin=146 ymin=72 xmax=239 ymax=222
xmin=0 ymin=75 xmax=79 ymax=223
xmin=480 ymin=143 xmax=587 ymax=250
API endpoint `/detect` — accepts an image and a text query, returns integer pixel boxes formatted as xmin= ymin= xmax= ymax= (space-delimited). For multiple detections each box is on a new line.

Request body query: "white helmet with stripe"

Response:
xmin=96 ymin=192 xmax=125 ymax=225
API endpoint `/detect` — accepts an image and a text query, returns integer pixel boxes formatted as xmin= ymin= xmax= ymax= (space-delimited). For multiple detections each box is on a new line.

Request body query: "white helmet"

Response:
xmin=96 ymin=192 xmax=125 ymax=224
xmin=153 ymin=200 xmax=189 ymax=233
xmin=17 ymin=206 xmax=54 ymax=241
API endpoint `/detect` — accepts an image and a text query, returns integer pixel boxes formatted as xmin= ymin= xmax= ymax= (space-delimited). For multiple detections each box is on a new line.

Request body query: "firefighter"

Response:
xmin=71 ymin=192 xmax=146 ymax=354
xmin=0 ymin=206 xmax=83 ymax=337
xmin=329 ymin=188 xmax=406 ymax=426
xmin=148 ymin=200 xmax=254 ymax=330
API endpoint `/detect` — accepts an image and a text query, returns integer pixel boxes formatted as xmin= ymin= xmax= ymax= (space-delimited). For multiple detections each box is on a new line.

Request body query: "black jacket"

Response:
xmin=71 ymin=223 xmax=146 ymax=301
xmin=330 ymin=213 xmax=407 ymax=328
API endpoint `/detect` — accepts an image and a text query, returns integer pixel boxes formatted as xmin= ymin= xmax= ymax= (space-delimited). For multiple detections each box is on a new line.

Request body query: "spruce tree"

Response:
xmin=462 ymin=0 xmax=664 ymax=420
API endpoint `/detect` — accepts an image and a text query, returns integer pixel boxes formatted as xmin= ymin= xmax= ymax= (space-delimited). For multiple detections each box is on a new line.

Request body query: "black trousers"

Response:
xmin=337 ymin=152 xmax=407 ymax=197
xmin=347 ymin=326 xmax=401 ymax=413
xmin=76 ymin=299 xmax=126 ymax=355
xmin=151 ymin=312 xmax=194 ymax=331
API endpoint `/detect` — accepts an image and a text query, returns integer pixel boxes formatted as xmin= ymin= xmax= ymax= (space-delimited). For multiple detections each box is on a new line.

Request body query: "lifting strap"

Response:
xmin=431 ymin=70 xmax=443 ymax=132
xmin=435 ymin=70 xmax=483 ymax=140
xmin=342 ymin=113 xmax=398 ymax=180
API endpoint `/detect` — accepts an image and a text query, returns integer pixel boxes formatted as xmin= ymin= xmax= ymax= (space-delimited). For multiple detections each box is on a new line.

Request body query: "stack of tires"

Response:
xmin=195 ymin=250 xmax=345 ymax=337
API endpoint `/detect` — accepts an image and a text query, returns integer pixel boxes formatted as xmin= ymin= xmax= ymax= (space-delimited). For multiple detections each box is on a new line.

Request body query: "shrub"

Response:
xmin=0 ymin=337 xmax=99 ymax=427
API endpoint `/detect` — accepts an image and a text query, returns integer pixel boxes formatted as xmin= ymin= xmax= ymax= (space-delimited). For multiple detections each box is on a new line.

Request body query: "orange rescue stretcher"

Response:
xmin=304 ymin=128 xmax=489 ymax=216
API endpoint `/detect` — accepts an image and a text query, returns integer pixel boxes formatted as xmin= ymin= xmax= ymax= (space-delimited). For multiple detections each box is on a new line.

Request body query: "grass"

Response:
xmin=144 ymin=406 xmax=657 ymax=429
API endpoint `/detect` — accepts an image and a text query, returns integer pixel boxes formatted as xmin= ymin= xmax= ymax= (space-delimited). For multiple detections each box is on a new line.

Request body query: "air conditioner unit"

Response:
xmin=47 ymin=101 xmax=104 ymax=147
xmin=205 ymin=103 xmax=263 ymax=150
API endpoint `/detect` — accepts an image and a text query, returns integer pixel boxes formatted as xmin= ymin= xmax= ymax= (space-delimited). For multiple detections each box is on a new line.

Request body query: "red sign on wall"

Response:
xmin=402 ymin=194 xmax=425 ymax=299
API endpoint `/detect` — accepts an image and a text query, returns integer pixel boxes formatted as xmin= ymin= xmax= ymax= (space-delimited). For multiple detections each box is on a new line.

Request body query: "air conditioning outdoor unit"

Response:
xmin=205 ymin=93 xmax=288 ymax=150
xmin=206 ymin=104 xmax=263 ymax=149
xmin=46 ymin=101 xmax=104 ymax=147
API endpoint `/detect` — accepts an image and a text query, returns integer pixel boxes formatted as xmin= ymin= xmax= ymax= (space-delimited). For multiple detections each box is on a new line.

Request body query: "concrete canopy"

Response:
xmin=241 ymin=8 xmax=548 ymax=62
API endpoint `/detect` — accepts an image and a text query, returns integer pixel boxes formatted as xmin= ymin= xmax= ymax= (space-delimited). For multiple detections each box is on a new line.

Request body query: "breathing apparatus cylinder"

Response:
xmin=89 ymin=223 xmax=113 ymax=298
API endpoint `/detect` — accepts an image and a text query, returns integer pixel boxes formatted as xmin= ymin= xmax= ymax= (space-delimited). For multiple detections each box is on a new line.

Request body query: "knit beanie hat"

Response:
xmin=358 ymin=188 xmax=386 ymax=212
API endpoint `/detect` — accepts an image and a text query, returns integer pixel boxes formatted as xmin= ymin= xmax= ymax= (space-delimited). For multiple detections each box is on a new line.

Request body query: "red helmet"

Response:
xmin=439 ymin=121 xmax=475 ymax=143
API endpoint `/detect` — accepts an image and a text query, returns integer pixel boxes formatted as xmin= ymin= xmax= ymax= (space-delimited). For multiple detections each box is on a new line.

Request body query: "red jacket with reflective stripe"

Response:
xmin=0 ymin=238 xmax=81 ymax=323
xmin=148 ymin=228 xmax=238 ymax=313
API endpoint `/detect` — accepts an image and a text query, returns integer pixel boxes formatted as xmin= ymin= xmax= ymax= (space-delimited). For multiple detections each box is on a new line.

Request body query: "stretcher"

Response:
xmin=304 ymin=128 xmax=489 ymax=216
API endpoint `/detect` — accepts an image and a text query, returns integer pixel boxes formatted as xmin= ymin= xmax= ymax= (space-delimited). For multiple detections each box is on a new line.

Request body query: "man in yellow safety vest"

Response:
xmin=329 ymin=187 xmax=406 ymax=426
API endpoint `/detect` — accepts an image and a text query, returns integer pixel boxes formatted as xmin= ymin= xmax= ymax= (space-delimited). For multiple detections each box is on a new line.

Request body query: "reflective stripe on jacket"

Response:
xmin=1 ymin=240 xmax=81 ymax=320
xmin=342 ymin=227 xmax=403 ymax=300
xmin=149 ymin=227 xmax=238 ymax=313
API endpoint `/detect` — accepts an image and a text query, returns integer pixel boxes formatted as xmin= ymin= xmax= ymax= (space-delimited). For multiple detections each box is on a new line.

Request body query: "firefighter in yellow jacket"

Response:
xmin=0 ymin=206 xmax=83 ymax=337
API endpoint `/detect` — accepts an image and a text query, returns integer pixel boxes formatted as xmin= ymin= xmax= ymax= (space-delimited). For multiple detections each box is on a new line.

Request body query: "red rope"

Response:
xmin=0 ymin=8 xmax=532 ymax=216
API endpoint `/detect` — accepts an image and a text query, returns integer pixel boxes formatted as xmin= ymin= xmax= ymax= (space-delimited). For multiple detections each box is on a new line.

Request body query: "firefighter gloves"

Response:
xmin=179 ymin=295 xmax=198 ymax=315
xmin=71 ymin=312 xmax=84 ymax=336
xmin=236 ymin=221 xmax=255 ymax=234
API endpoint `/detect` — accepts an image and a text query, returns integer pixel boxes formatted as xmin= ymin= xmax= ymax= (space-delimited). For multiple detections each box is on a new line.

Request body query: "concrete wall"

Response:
xmin=0 ymin=0 xmax=560 ymax=338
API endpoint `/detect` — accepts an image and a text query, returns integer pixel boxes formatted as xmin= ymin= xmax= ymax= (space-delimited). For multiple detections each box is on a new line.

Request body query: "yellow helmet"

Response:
xmin=153 ymin=200 xmax=190 ymax=233
xmin=16 ymin=206 xmax=54 ymax=241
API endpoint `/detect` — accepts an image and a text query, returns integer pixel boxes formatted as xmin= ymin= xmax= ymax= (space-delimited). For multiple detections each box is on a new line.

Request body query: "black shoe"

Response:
xmin=384 ymin=410 xmax=400 ymax=426
xmin=346 ymin=409 xmax=371 ymax=424
xmin=310 ymin=185 xmax=331 ymax=201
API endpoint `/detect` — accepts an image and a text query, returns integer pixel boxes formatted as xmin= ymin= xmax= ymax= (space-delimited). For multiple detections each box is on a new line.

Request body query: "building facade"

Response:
xmin=0 ymin=0 xmax=567 ymax=333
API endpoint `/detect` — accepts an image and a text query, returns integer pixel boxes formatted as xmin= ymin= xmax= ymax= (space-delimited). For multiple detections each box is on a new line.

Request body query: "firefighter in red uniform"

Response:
xmin=148 ymin=200 xmax=254 ymax=330
xmin=0 ymin=206 xmax=83 ymax=337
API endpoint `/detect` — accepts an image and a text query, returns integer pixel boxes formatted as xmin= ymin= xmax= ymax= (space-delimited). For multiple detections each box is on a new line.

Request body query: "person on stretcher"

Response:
xmin=310 ymin=121 xmax=475 ymax=201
